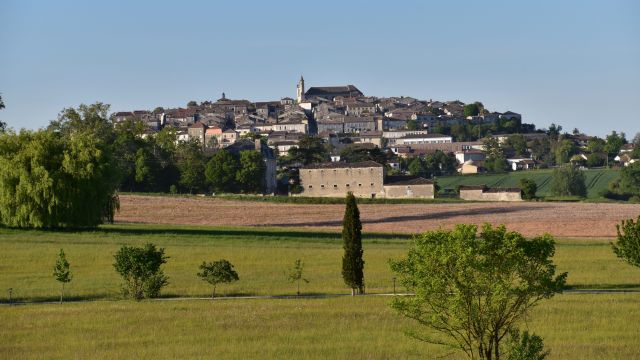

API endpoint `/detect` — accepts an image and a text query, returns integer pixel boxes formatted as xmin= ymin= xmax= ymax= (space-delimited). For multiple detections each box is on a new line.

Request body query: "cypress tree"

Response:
xmin=342 ymin=192 xmax=364 ymax=295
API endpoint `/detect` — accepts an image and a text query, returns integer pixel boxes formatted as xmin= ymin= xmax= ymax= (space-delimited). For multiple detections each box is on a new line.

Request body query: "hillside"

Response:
xmin=436 ymin=168 xmax=620 ymax=199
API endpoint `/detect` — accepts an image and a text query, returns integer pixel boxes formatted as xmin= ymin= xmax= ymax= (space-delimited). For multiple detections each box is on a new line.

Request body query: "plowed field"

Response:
xmin=116 ymin=195 xmax=640 ymax=238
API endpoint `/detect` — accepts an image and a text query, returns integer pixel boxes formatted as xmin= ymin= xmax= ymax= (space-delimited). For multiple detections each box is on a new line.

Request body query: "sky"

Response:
xmin=1 ymin=0 xmax=638 ymax=137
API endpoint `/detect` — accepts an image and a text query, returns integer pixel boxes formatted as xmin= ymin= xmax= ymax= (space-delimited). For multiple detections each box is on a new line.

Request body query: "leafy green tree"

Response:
xmin=612 ymin=216 xmax=640 ymax=269
xmin=550 ymin=166 xmax=587 ymax=197
xmin=605 ymin=131 xmax=627 ymax=159
xmin=554 ymin=139 xmax=576 ymax=165
xmin=205 ymin=149 xmax=239 ymax=193
xmin=176 ymin=139 xmax=206 ymax=193
xmin=187 ymin=100 xmax=198 ymax=107
xmin=113 ymin=243 xmax=169 ymax=300
xmin=49 ymin=103 xmax=115 ymax=143
xmin=586 ymin=137 xmax=606 ymax=154
xmin=406 ymin=119 xmax=419 ymax=131
xmin=389 ymin=224 xmax=566 ymax=360
xmin=53 ymin=249 xmax=72 ymax=303
xmin=620 ymin=162 xmax=640 ymax=197
xmin=197 ymin=259 xmax=239 ymax=298
xmin=342 ymin=192 xmax=364 ymax=295
xmin=134 ymin=147 xmax=161 ymax=191
xmin=463 ymin=102 xmax=483 ymax=117
xmin=236 ymin=150 xmax=265 ymax=193
xmin=530 ymin=138 xmax=553 ymax=165
xmin=546 ymin=123 xmax=563 ymax=140
xmin=505 ymin=134 xmax=528 ymax=157
xmin=519 ymin=178 xmax=538 ymax=200
xmin=287 ymin=259 xmax=309 ymax=296
xmin=505 ymin=329 xmax=549 ymax=360
xmin=340 ymin=144 xmax=388 ymax=165
xmin=286 ymin=135 xmax=329 ymax=165
xmin=586 ymin=153 xmax=606 ymax=168
xmin=0 ymin=129 xmax=119 ymax=228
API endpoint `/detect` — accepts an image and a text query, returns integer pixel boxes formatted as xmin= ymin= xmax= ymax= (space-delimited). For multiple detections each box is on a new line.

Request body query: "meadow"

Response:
xmin=436 ymin=168 xmax=620 ymax=199
xmin=1 ymin=294 xmax=639 ymax=359
xmin=1 ymin=224 xmax=638 ymax=302
xmin=2 ymin=223 xmax=640 ymax=360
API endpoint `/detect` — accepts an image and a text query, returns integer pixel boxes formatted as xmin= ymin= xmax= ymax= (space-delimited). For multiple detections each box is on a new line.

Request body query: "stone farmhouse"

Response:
xmin=458 ymin=185 xmax=522 ymax=201
xmin=298 ymin=161 xmax=434 ymax=199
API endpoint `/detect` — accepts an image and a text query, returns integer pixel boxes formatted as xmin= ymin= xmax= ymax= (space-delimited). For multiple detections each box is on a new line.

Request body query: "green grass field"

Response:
xmin=2 ymin=223 xmax=639 ymax=359
xmin=2 ymin=294 xmax=639 ymax=359
xmin=436 ymin=168 xmax=620 ymax=199
xmin=1 ymin=224 xmax=638 ymax=302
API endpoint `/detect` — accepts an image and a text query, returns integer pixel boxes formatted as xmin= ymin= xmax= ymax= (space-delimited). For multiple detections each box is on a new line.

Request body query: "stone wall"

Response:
xmin=459 ymin=187 xmax=522 ymax=202
xmin=383 ymin=184 xmax=434 ymax=199
xmin=299 ymin=164 xmax=385 ymax=198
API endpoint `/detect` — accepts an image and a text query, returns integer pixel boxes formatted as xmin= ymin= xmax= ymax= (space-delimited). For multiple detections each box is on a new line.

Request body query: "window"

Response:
xmin=308 ymin=185 xmax=313 ymax=189
xmin=321 ymin=184 xmax=325 ymax=188
xmin=346 ymin=184 xmax=350 ymax=187
xmin=333 ymin=184 xmax=338 ymax=188
xmin=358 ymin=184 xmax=362 ymax=187
xmin=370 ymin=183 xmax=374 ymax=186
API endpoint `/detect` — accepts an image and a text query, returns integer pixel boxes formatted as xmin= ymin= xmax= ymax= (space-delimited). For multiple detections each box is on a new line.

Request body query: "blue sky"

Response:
xmin=1 ymin=0 xmax=638 ymax=137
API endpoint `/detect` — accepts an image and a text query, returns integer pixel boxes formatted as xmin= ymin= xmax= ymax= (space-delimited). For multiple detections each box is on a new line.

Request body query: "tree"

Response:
xmin=505 ymin=329 xmax=549 ymax=360
xmin=554 ymin=139 xmax=576 ymax=165
xmin=113 ymin=243 xmax=169 ymax=300
xmin=286 ymin=135 xmax=329 ymax=165
xmin=187 ymin=100 xmax=198 ymax=107
xmin=53 ymin=249 xmax=72 ymax=303
xmin=197 ymin=259 xmax=239 ymax=298
xmin=464 ymin=102 xmax=483 ymax=117
xmin=519 ymin=178 xmax=537 ymax=200
xmin=406 ymin=119 xmax=419 ymax=131
xmin=287 ymin=259 xmax=309 ymax=296
xmin=605 ymin=131 xmax=627 ymax=159
xmin=550 ymin=165 xmax=587 ymax=197
xmin=342 ymin=192 xmax=364 ymax=295
xmin=0 ymin=129 xmax=120 ymax=228
xmin=612 ymin=216 xmax=640 ymax=269
xmin=176 ymin=139 xmax=206 ymax=194
xmin=236 ymin=150 xmax=265 ymax=193
xmin=49 ymin=103 xmax=115 ymax=144
xmin=619 ymin=162 xmax=640 ymax=197
xmin=546 ymin=124 xmax=563 ymax=140
xmin=504 ymin=135 xmax=528 ymax=157
xmin=340 ymin=144 xmax=389 ymax=165
xmin=205 ymin=149 xmax=239 ymax=193
xmin=389 ymin=224 xmax=566 ymax=360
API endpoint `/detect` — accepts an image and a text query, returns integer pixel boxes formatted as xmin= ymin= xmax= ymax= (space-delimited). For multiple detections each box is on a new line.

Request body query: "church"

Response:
xmin=296 ymin=76 xmax=363 ymax=102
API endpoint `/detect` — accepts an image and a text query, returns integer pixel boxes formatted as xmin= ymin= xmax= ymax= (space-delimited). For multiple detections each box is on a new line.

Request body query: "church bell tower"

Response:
xmin=296 ymin=75 xmax=305 ymax=103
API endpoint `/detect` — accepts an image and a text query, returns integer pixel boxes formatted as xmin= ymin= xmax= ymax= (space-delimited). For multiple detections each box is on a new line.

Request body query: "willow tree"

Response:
xmin=342 ymin=192 xmax=364 ymax=295
xmin=0 ymin=129 xmax=119 ymax=228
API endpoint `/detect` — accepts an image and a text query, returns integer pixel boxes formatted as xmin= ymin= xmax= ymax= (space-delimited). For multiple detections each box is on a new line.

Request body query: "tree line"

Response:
xmin=0 ymin=103 xmax=269 ymax=228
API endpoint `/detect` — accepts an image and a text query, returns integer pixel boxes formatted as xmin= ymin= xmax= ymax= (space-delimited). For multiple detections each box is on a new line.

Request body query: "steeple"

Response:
xmin=296 ymin=75 xmax=305 ymax=103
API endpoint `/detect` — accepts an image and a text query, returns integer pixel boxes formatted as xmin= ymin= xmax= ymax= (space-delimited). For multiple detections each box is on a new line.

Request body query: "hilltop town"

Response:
xmin=110 ymin=77 xmax=638 ymax=200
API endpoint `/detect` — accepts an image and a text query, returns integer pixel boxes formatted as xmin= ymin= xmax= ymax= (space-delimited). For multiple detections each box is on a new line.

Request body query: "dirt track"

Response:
xmin=115 ymin=195 xmax=640 ymax=238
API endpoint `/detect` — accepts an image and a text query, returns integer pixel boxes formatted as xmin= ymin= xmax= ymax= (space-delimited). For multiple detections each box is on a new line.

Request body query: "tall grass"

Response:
xmin=1 ymin=294 xmax=639 ymax=359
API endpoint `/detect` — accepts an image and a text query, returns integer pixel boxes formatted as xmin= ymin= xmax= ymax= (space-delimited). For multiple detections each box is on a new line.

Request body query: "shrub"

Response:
xmin=113 ymin=243 xmax=169 ymax=300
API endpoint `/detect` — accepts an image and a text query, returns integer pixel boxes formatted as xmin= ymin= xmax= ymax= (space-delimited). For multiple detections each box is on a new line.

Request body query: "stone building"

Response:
xmin=298 ymin=161 xmax=434 ymax=199
xmin=458 ymin=185 xmax=522 ymax=202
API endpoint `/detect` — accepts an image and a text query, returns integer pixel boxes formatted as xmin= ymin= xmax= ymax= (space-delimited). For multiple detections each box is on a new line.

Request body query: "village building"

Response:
xmin=458 ymin=185 xmax=522 ymax=202
xmin=298 ymin=161 xmax=434 ymax=199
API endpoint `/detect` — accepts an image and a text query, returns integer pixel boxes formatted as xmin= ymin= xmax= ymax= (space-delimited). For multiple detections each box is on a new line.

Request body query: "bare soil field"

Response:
xmin=116 ymin=195 xmax=640 ymax=238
